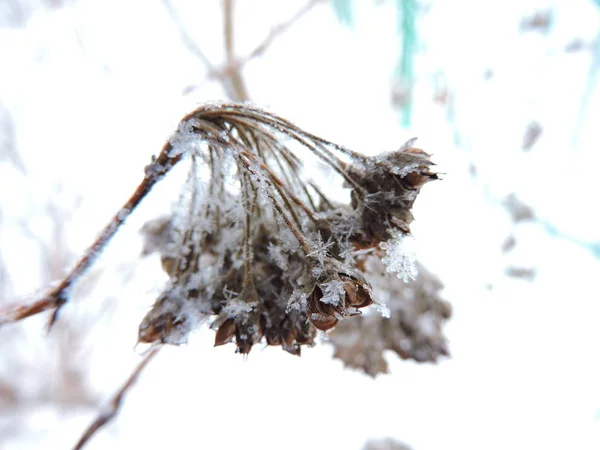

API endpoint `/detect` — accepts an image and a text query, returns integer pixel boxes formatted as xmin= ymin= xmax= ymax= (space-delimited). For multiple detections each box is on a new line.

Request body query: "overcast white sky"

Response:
xmin=1 ymin=1 xmax=600 ymax=449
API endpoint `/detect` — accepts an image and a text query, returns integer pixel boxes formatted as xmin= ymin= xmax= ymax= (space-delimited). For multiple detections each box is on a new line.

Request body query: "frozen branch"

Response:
xmin=0 ymin=141 xmax=182 ymax=328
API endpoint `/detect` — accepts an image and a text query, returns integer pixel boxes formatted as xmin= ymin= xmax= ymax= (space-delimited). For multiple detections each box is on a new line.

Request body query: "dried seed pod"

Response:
xmin=138 ymin=286 xmax=207 ymax=345
xmin=307 ymin=256 xmax=373 ymax=331
xmin=214 ymin=318 xmax=236 ymax=347
xmin=349 ymin=139 xmax=438 ymax=244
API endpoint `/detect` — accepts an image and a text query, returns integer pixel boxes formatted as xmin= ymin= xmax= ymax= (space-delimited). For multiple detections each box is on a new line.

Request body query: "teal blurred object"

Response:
xmin=396 ymin=0 xmax=417 ymax=127
xmin=330 ymin=0 xmax=417 ymax=128
xmin=331 ymin=0 xmax=353 ymax=27
xmin=540 ymin=220 xmax=600 ymax=259
xmin=574 ymin=2 xmax=600 ymax=146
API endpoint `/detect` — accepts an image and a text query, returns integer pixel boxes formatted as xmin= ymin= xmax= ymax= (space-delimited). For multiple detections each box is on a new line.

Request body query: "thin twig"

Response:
xmin=212 ymin=102 xmax=367 ymax=161
xmin=239 ymin=152 xmax=312 ymax=255
xmin=238 ymin=166 xmax=254 ymax=281
xmin=175 ymin=0 xmax=321 ymax=97
xmin=163 ymin=0 xmax=214 ymax=70
xmin=201 ymin=107 xmax=364 ymax=190
xmin=309 ymin=182 xmax=334 ymax=209
xmin=260 ymin=162 xmax=319 ymax=224
xmin=0 ymin=142 xmax=182 ymax=328
xmin=73 ymin=347 xmax=161 ymax=450
xmin=242 ymin=0 xmax=323 ymax=64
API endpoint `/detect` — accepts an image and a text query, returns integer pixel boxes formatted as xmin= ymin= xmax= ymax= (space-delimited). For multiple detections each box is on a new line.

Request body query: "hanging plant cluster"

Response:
xmin=2 ymin=102 xmax=447 ymax=360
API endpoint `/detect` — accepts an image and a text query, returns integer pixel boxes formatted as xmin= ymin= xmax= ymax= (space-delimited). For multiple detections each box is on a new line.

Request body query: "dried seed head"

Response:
xmin=349 ymin=139 xmax=438 ymax=244
xmin=135 ymin=104 xmax=442 ymax=361
xmin=214 ymin=318 xmax=236 ymax=346
xmin=213 ymin=283 xmax=264 ymax=354
xmin=138 ymin=286 xmax=208 ymax=345
xmin=307 ymin=257 xmax=373 ymax=331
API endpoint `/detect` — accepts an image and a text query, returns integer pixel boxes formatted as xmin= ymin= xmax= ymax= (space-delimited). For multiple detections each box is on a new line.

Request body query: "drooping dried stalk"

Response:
xmin=0 ymin=139 xmax=181 ymax=328
xmin=2 ymin=102 xmax=442 ymax=359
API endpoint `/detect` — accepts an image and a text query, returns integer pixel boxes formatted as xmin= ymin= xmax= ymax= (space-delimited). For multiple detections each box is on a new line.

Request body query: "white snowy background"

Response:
xmin=1 ymin=1 xmax=600 ymax=449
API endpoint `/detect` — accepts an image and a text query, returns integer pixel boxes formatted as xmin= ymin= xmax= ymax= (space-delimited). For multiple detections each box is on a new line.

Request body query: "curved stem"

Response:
xmin=0 ymin=142 xmax=182 ymax=328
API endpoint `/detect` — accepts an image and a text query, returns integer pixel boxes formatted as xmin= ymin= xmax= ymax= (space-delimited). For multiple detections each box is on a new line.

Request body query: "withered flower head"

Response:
xmin=349 ymin=138 xmax=438 ymax=244
xmin=138 ymin=285 xmax=208 ymax=345
xmin=307 ymin=256 xmax=373 ymax=331
xmin=136 ymin=103 xmax=444 ymax=359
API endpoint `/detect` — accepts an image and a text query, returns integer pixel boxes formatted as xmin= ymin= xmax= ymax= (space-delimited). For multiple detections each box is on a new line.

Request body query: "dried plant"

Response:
xmin=1 ymin=102 xmax=446 ymax=445
xmin=1 ymin=102 xmax=440 ymax=352
xmin=2 ymin=103 xmax=437 ymax=354
xmin=134 ymin=104 xmax=439 ymax=356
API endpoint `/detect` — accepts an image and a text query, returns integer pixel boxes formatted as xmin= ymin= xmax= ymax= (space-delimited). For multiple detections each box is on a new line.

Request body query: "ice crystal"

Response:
xmin=379 ymin=229 xmax=418 ymax=282
xmin=318 ymin=280 xmax=347 ymax=305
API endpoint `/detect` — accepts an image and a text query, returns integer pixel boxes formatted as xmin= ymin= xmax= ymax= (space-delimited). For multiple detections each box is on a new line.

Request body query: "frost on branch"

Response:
xmin=135 ymin=104 xmax=443 ymax=356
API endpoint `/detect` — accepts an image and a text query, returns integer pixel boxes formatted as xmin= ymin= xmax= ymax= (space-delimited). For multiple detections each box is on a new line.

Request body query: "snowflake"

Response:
xmin=379 ymin=229 xmax=418 ymax=282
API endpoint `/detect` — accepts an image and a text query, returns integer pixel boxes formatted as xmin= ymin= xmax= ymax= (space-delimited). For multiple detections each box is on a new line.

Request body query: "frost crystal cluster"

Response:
xmin=132 ymin=103 xmax=443 ymax=356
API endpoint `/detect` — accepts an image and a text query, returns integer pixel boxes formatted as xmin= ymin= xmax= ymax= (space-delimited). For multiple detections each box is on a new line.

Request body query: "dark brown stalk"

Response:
xmin=238 ymin=152 xmax=312 ymax=255
xmin=203 ymin=107 xmax=363 ymax=191
xmin=239 ymin=168 xmax=254 ymax=281
xmin=214 ymin=103 xmax=367 ymax=161
xmin=258 ymin=160 xmax=319 ymax=224
xmin=73 ymin=347 xmax=161 ymax=450
xmin=309 ymin=181 xmax=334 ymax=209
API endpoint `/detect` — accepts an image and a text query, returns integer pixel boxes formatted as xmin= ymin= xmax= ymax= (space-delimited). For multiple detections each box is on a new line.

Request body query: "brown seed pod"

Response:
xmin=214 ymin=318 xmax=236 ymax=347
xmin=349 ymin=140 xmax=438 ymax=244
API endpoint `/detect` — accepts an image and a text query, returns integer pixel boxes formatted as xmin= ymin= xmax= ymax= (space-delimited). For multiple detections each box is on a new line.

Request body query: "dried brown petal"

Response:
xmin=306 ymin=258 xmax=373 ymax=332
xmin=349 ymin=142 xmax=438 ymax=244
xmin=342 ymin=276 xmax=373 ymax=309
xmin=138 ymin=312 xmax=177 ymax=344
xmin=214 ymin=318 xmax=236 ymax=347
xmin=310 ymin=312 xmax=338 ymax=332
